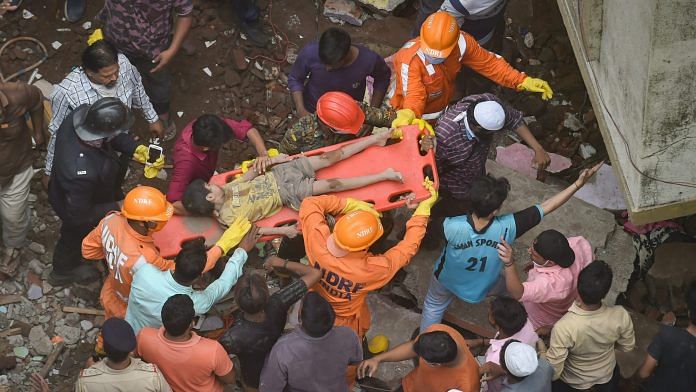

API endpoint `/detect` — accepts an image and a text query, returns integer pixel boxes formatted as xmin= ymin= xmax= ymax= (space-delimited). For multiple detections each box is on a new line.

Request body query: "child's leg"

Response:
xmin=312 ymin=168 xmax=403 ymax=195
xmin=307 ymin=133 xmax=383 ymax=171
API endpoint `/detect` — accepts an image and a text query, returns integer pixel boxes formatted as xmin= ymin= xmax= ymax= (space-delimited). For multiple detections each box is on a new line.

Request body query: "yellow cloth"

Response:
xmin=545 ymin=303 xmax=635 ymax=389
xmin=217 ymin=174 xmax=283 ymax=227
xmin=87 ymin=29 xmax=104 ymax=46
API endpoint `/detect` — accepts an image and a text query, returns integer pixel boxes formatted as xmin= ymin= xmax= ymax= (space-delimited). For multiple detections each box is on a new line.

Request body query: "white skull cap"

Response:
xmin=473 ymin=101 xmax=505 ymax=131
xmin=504 ymin=342 xmax=539 ymax=377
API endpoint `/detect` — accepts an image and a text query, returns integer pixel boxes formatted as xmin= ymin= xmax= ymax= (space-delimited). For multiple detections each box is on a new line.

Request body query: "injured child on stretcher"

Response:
xmin=179 ymin=130 xmax=403 ymax=238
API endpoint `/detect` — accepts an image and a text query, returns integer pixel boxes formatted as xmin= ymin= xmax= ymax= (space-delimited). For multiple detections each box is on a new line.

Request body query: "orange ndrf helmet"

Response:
xmin=328 ymin=210 xmax=384 ymax=256
xmin=316 ymin=91 xmax=366 ymax=135
xmin=420 ymin=11 xmax=459 ymax=59
xmin=121 ymin=186 xmax=173 ymax=231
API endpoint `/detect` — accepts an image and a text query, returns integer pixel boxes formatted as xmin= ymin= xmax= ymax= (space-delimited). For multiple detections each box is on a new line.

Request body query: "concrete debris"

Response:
xmin=562 ymin=112 xmax=583 ymax=131
xmin=524 ymin=31 xmax=534 ymax=48
xmin=357 ymin=0 xmax=407 ymax=13
xmin=28 ymin=242 xmax=46 ymax=255
xmin=22 ymin=9 xmax=35 ymax=19
xmin=27 ymin=259 xmax=44 ymax=275
xmin=202 ymin=67 xmax=213 ymax=77
xmin=80 ymin=320 xmax=93 ymax=331
xmin=224 ymin=69 xmax=241 ymax=87
xmin=29 ymin=326 xmax=53 ymax=356
xmin=231 ymin=48 xmax=248 ymax=71
xmin=12 ymin=347 xmax=28 ymax=359
xmin=324 ymin=0 xmax=364 ymax=26
xmin=27 ymin=284 xmax=43 ymax=300
xmin=54 ymin=325 xmax=81 ymax=345
xmin=51 ymin=41 xmax=62 ymax=50
xmin=578 ymin=142 xmax=597 ymax=159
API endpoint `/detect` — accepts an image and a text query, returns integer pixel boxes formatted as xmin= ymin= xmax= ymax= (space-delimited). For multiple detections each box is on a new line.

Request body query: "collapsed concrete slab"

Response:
xmin=401 ymin=160 xmax=636 ymax=337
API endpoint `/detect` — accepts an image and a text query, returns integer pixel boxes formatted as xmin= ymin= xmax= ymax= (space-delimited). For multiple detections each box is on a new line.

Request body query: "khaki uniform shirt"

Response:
xmin=75 ymin=358 xmax=171 ymax=392
xmin=546 ymin=303 xmax=635 ymax=389
xmin=278 ymin=102 xmax=395 ymax=155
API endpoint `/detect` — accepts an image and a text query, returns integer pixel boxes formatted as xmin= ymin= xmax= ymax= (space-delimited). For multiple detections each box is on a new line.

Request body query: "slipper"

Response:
xmin=0 ymin=248 xmax=21 ymax=277
xmin=163 ymin=119 xmax=177 ymax=142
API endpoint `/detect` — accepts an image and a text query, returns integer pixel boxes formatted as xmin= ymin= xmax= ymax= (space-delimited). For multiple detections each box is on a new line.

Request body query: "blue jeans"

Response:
xmin=420 ymin=274 xmax=508 ymax=332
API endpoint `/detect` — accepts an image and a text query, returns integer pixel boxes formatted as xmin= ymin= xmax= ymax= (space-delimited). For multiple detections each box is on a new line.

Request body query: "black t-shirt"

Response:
xmin=219 ymin=279 xmax=308 ymax=388
xmin=644 ymin=325 xmax=696 ymax=392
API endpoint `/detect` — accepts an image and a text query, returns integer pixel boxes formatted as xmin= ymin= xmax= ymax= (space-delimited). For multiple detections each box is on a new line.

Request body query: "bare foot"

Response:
xmin=382 ymin=168 xmax=404 ymax=183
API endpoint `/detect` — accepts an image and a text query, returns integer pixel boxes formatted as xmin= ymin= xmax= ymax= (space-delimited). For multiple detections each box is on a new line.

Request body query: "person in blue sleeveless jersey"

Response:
xmin=420 ymin=162 xmax=603 ymax=332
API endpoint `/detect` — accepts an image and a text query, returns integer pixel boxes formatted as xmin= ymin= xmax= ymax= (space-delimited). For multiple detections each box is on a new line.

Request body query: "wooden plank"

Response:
xmin=0 ymin=328 xmax=22 ymax=337
xmin=0 ymin=295 xmax=21 ymax=306
xmin=443 ymin=312 xmax=496 ymax=339
xmin=39 ymin=341 xmax=65 ymax=379
xmin=62 ymin=306 xmax=105 ymax=316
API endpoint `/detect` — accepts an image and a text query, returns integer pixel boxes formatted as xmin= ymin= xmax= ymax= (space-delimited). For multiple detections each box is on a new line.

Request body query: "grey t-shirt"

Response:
xmin=259 ymin=326 xmax=362 ymax=391
xmin=501 ymin=357 xmax=553 ymax=392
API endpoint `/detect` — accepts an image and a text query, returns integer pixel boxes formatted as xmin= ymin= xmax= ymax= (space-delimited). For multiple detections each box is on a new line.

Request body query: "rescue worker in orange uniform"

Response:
xmin=391 ymin=11 xmax=553 ymax=122
xmin=298 ymin=175 xmax=438 ymax=384
xmin=82 ymin=186 xmax=251 ymax=321
xmin=299 ymin=180 xmax=435 ymax=337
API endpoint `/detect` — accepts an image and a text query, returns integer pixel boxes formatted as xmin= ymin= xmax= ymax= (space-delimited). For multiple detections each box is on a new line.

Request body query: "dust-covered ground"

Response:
xmin=0 ymin=0 xmax=605 ymax=390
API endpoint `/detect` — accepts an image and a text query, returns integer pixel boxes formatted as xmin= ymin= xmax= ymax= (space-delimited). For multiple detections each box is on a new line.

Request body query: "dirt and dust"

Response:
xmin=0 ymin=0 xmax=604 ymax=390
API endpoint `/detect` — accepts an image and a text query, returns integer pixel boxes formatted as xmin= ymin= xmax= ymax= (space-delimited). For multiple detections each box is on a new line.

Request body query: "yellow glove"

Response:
xmin=87 ymin=29 xmax=104 ymax=46
xmin=411 ymin=118 xmax=435 ymax=136
xmin=143 ymin=155 xmax=164 ymax=179
xmin=215 ymin=217 xmax=252 ymax=254
xmin=391 ymin=109 xmax=416 ymax=129
xmin=133 ymin=145 xmax=149 ymax=164
xmin=342 ymin=198 xmax=381 ymax=218
xmin=414 ymin=177 xmax=438 ymax=217
xmin=517 ymin=77 xmax=553 ymax=100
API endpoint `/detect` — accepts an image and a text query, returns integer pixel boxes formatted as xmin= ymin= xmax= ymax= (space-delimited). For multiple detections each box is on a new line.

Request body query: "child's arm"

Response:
xmin=258 ymin=225 xmax=299 ymax=238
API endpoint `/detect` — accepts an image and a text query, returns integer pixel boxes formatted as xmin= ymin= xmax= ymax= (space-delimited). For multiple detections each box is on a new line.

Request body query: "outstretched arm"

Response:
xmin=540 ymin=162 xmax=602 ymax=215
xmin=357 ymin=339 xmax=418 ymax=378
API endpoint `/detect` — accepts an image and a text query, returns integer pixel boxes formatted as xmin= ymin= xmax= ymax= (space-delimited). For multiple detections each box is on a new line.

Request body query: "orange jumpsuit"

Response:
xmin=299 ymin=195 xmax=428 ymax=338
xmin=391 ymin=31 xmax=526 ymax=120
xmin=81 ymin=212 xmax=222 ymax=320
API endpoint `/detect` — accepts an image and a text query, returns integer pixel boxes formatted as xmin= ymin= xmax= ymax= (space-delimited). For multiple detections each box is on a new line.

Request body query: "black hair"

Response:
xmin=499 ymin=339 xmax=526 ymax=381
xmin=491 ymin=297 xmax=528 ymax=337
xmin=469 ymin=175 xmax=510 ymax=217
xmin=182 ymin=179 xmax=216 ymax=216
xmin=686 ymin=281 xmax=696 ymax=325
xmin=82 ymin=40 xmax=119 ymax=73
xmin=577 ymin=260 xmax=613 ymax=305
xmin=172 ymin=238 xmax=207 ymax=284
xmin=319 ymin=28 xmax=351 ymax=66
xmin=192 ymin=114 xmax=234 ymax=149
xmin=301 ymin=292 xmax=335 ymax=338
xmin=235 ymin=272 xmax=270 ymax=315
xmin=161 ymin=294 xmax=195 ymax=336
xmin=103 ymin=341 xmax=129 ymax=363
xmin=413 ymin=331 xmax=458 ymax=364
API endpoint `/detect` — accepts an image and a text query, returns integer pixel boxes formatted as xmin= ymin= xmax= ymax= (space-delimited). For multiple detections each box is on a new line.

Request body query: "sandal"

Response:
xmin=0 ymin=248 xmax=21 ymax=277
xmin=163 ymin=119 xmax=177 ymax=142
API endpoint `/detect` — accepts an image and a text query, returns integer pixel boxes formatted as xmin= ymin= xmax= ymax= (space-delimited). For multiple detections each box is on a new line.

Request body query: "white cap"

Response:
xmin=504 ymin=342 xmax=538 ymax=377
xmin=473 ymin=101 xmax=505 ymax=131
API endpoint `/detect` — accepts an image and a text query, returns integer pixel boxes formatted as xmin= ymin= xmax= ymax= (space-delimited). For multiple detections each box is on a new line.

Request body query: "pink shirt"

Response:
xmin=521 ymin=236 xmax=594 ymax=329
xmin=485 ymin=320 xmax=538 ymax=392
xmin=166 ymin=118 xmax=253 ymax=202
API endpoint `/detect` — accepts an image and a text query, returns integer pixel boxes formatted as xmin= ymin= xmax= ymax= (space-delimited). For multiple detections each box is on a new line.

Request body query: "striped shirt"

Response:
xmin=434 ymin=93 xmax=523 ymax=199
xmin=45 ymin=54 xmax=157 ymax=174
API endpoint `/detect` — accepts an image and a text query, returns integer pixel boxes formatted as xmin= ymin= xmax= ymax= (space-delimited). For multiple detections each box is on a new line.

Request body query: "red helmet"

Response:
xmin=316 ymin=92 xmax=365 ymax=135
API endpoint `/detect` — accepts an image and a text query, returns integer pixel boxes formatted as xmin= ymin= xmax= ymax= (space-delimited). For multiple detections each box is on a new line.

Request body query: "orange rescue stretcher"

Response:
xmin=153 ymin=125 xmax=439 ymax=258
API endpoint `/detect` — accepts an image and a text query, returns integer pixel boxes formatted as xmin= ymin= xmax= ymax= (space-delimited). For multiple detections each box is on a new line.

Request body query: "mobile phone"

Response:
xmin=147 ymin=144 xmax=163 ymax=164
